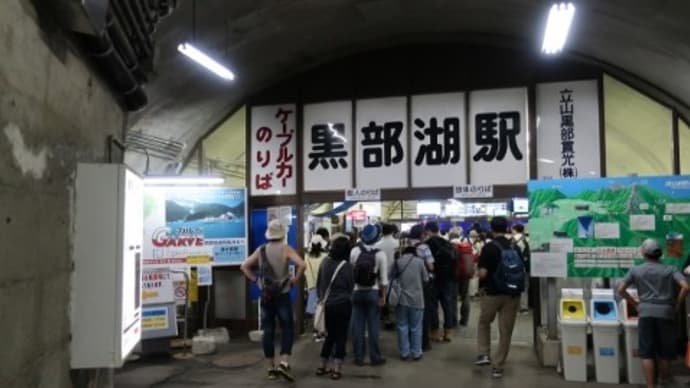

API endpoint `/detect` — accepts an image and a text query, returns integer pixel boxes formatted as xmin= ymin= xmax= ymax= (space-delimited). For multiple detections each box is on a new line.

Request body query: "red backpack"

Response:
xmin=454 ymin=242 xmax=476 ymax=280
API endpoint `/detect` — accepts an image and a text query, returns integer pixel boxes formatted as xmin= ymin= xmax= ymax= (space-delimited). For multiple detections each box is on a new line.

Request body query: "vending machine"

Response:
xmin=71 ymin=164 xmax=143 ymax=368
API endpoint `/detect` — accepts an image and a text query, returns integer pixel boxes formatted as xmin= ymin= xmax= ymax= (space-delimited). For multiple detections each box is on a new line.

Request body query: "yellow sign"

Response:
xmin=142 ymin=290 xmax=160 ymax=301
xmin=142 ymin=308 xmax=169 ymax=331
xmin=187 ymin=255 xmax=211 ymax=265
xmin=189 ymin=269 xmax=199 ymax=303
xmin=567 ymin=346 xmax=583 ymax=355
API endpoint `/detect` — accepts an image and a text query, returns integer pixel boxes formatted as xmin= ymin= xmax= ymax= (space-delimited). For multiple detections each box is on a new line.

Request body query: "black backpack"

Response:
xmin=492 ymin=241 xmax=526 ymax=295
xmin=353 ymin=243 xmax=379 ymax=286
xmin=427 ymin=236 xmax=457 ymax=283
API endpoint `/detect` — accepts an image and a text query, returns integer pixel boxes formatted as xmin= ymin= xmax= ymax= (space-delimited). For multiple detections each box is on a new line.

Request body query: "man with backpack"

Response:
xmin=424 ymin=221 xmax=458 ymax=342
xmin=449 ymin=228 xmax=476 ymax=329
xmin=474 ymin=216 xmax=525 ymax=379
xmin=511 ymin=223 xmax=531 ymax=313
xmin=350 ymin=223 xmax=389 ymax=366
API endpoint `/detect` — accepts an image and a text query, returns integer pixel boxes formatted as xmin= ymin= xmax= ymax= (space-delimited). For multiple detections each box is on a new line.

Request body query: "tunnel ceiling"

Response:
xmin=127 ymin=0 xmax=690 ymax=172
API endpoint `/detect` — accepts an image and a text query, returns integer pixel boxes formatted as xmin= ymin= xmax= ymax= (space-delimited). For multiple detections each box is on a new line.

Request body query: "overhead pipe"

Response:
xmin=111 ymin=0 xmax=151 ymax=59
xmin=119 ymin=0 xmax=153 ymax=54
xmin=81 ymin=31 xmax=147 ymax=110
xmin=105 ymin=13 xmax=147 ymax=83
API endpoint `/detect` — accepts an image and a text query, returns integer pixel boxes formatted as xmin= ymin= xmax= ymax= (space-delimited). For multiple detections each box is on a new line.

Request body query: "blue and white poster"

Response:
xmin=143 ymin=186 xmax=247 ymax=268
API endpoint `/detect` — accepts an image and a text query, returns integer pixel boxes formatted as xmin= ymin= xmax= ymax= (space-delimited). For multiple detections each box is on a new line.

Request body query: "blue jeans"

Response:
xmin=396 ymin=305 xmax=424 ymax=358
xmin=351 ymin=290 xmax=383 ymax=363
xmin=431 ymin=281 xmax=458 ymax=330
xmin=261 ymin=293 xmax=294 ymax=358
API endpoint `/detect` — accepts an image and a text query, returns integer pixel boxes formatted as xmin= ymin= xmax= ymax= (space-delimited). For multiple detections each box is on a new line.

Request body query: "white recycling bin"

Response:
xmin=620 ymin=290 xmax=644 ymax=385
xmin=559 ymin=288 xmax=588 ymax=382
xmin=591 ymin=292 xmax=621 ymax=384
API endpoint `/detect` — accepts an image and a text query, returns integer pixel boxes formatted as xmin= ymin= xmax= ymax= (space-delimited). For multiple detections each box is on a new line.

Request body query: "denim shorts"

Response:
xmin=638 ymin=317 xmax=676 ymax=360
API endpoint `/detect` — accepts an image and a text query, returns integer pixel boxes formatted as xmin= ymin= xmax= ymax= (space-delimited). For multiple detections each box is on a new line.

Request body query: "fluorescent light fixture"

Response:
xmin=144 ymin=176 xmax=225 ymax=186
xmin=542 ymin=3 xmax=576 ymax=55
xmin=327 ymin=123 xmax=348 ymax=143
xmin=178 ymin=42 xmax=235 ymax=80
xmin=538 ymin=158 xmax=556 ymax=164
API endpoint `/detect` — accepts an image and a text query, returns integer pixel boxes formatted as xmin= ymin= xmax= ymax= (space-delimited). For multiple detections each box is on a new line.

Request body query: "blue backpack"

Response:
xmin=492 ymin=241 xmax=526 ymax=295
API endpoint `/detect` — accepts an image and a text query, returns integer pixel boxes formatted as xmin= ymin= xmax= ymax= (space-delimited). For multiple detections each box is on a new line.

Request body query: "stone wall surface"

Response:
xmin=0 ymin=1 xmax=124 ymax=387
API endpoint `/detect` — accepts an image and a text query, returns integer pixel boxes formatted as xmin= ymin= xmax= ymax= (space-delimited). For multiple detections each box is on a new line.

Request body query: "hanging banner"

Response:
xmin=453 ymin=184 xmax=494 ymax=199
xmin=303 ymin=101 xmax=353 ymax=191
xmin=529 ymin=175 xmax=690 ymax=278
xmin=250 ymin=104 xmax=297 ymax=196
xmin=411 ymin=93 xmax=467 ymax=187
xmin=345 ymin=188 xmax=381 ymax=201
xmin=355 ymin=97 xmax=408 ymax=189
xmin=469 ymin=88 xmax=528 ymax=185
xmin=536 ymin=80 xmax=601 ymax=179
xmin=143 ymin=186 xmax=247 ymax=268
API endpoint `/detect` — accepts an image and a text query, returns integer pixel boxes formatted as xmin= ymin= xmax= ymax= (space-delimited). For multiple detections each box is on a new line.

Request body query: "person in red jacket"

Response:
xmin=449 ymin=228 xmax=476 ymax=329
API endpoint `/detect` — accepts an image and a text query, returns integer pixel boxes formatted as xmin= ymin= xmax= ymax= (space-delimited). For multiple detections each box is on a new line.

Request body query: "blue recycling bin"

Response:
xmin=590 ymin=299 xmax=620 ymax=384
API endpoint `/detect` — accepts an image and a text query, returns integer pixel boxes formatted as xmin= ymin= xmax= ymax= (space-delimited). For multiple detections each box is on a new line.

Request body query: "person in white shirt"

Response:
xmin=350 ymin=223 xmax=389 ymax=366
xmin=305 ymin=234 xmax=328 ymax=340
xmin=376 ymin=223 xmax=400 ymax=329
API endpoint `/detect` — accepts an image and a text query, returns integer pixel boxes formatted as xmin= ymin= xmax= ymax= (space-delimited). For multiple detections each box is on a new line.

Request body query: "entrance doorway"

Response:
xmin=301 ymin=197 xmax=536 ymax=346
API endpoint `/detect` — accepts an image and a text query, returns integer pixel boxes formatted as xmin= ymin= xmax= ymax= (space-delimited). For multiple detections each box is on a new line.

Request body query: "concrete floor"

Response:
xmin=115 ymin=301 xmax=674 ymax=387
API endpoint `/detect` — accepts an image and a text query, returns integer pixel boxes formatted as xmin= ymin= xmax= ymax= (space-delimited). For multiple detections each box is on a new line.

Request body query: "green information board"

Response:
xmin=529 ymin=176 xmax=690 ymax=278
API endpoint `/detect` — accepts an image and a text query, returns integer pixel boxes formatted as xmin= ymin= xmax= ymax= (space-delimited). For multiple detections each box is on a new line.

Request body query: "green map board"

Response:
xmin=528 ymin=176 xmax=690 ymax=278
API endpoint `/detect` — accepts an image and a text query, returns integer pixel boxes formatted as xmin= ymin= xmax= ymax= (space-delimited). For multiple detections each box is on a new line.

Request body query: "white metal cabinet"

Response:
xmin=71 ymin=164 xmax=143 ymax=368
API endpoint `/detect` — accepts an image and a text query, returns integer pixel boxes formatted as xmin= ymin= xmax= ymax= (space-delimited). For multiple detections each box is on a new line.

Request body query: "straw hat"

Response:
xmin=265 ymin=219 xmax=286 ymax=240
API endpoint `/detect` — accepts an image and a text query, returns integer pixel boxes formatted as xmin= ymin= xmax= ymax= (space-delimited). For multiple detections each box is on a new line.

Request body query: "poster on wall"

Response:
xmin=536 ymin=80 xmax=600 ymax=179
xmin=355 ymin=97 xmax=408 ymax=189
xmin=469 ymin=88 xmax=528 ymax=185
xmin=303 ymin=101 xmax=353 ymax=191
xmin=411 ymin=93 xmax=467 ymax=187
xmin=529 ymin=175 xmax=690 ymax=278
xmin=143 ymin=186 xmax=247 ymax=268
xmin=250 ymin=104 xmax=297 ymax=196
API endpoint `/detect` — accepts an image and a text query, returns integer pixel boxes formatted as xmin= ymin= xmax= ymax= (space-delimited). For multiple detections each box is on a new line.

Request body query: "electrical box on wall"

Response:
xmin=71 ymin=164 xmax=143 ymax=369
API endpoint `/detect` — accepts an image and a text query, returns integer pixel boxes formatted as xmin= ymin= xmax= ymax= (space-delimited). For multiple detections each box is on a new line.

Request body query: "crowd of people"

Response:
xmin=241 ymin=217 xmax=530 ymax=381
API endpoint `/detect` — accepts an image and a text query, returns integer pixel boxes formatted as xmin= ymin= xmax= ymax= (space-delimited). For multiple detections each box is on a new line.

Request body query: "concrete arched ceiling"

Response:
xmin=126 ymin=0 xmax=690 ymax=173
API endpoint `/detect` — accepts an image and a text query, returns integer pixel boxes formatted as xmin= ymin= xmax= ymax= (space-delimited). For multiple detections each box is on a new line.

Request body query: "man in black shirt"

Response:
xmin=474 ymin=216 xmax=524 ymax=379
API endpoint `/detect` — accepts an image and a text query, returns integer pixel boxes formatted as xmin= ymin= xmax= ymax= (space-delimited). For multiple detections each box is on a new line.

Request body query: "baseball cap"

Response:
xmin=640 ymin=238 xmax=662 ymax=258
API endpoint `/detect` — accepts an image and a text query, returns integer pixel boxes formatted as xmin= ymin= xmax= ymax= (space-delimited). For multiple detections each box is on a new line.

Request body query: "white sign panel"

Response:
xmin=536 ymin=80 xmax=601 ymax=179
xmin=453 ymin=184 xmax=494 ymax=198
xmin=250 ymin=104 xmax=297 ymax=196
xmin=469 ymin=88 xmax=529 ymax=185
xmin=303 ymin=101 xmax=353 ymax=191
xmin=531 ymin=252 xmax=568 ymax=278
xmin=411 ymin=93 xmax=467 ymax=187
xmin=345 ymin=188 xmax=381 ymax=201
xmin=355 ymin=97 xmax=408 ymax=189
xmin=142 ymin=270 xmax=175 ymax=304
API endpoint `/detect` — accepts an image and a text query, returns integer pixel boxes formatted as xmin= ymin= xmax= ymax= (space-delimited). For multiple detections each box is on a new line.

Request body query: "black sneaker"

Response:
xmin=276 ymin=362 xmax=295 ymax=382
xmin=491 ymin=368 xmax=503 ymax=378
xmin=267 ymin=369 xmax=279 ymax=380
xmin=371 ymin=358 xmax=387 ymax=367
xmin=474 ymin=355 xmax=491 ymax=366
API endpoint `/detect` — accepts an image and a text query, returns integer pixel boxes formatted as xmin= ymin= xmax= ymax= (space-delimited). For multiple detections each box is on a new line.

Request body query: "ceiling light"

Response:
xmin=538 ymin=158 xmax=556 ymax=164
xmin=178 ymin=43 xmax=235 ymax=80
xmin=144 ymin=176 xmax=225 ymax=185
xmin=541 ymin=3 xmax=576 ymax=55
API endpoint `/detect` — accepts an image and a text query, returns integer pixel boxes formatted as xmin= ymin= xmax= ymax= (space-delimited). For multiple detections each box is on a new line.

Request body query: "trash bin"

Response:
xmin=620 ymin=290 xmax=643 ymax=385
xmin=559 ymin=288 xmax=588 ymax=382
xmin=591 ymin=296 xmax=620 ymax=384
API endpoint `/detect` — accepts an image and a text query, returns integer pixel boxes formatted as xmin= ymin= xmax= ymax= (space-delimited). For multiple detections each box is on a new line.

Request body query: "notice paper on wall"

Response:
xmin=594 ymin=222 xmax=620 ymax=239
xmin=531 ymin=252 xmax=568 ymax=278
xmin=197 ymin=265 xmax=213 ymax=286
xmin=630 ymin=214 xmax=656 ymax=231
xmin=666 ymin=203 xmax=690 ymax=214
xmin=550 ymin=238 xmax=574 ymax=253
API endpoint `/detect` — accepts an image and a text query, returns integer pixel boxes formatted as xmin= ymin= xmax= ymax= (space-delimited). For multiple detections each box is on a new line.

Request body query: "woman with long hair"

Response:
xmin=305 ymin=234 xmax=328 ymax=341
xmin=315 ymin=236 xmax=354 ymax=380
